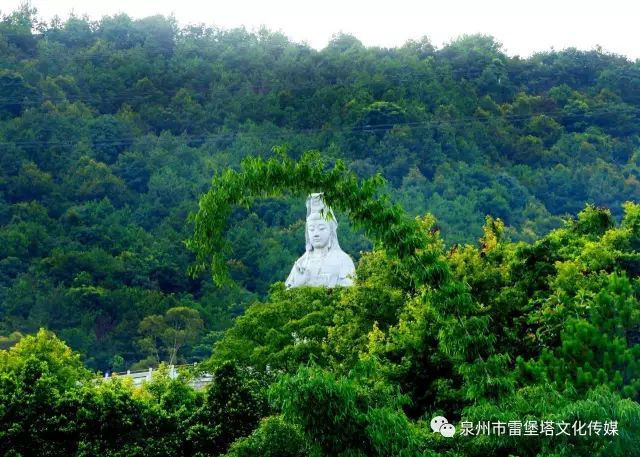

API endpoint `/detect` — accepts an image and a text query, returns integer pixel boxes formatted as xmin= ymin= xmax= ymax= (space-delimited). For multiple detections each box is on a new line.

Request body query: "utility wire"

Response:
xmin=0 ymin=106 xmax=636 ymax=149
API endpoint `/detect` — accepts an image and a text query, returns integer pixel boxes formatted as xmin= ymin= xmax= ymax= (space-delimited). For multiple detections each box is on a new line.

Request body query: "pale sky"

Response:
xmin=3 ymin=0 xmax=639 ymax=60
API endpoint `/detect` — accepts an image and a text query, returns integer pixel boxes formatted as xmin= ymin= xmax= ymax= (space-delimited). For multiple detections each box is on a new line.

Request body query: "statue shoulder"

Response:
xmin=294 ymin=252 xmax=309 ymax=266
xmin=333 ymin=249 xmax=356 ymax=286
xmin=334 ymin=249 xmax=356 ymax=271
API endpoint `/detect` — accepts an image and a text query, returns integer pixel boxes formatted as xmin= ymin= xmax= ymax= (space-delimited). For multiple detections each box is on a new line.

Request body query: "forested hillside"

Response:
xmin=1 ymin=4 xmax=639 ymax=372
xmin=1 ymin=154 xmax=639 ymax=456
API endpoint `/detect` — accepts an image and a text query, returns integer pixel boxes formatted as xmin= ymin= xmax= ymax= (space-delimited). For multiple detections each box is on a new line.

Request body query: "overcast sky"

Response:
xmin=3 ymin=0 xmax=639 ymax=60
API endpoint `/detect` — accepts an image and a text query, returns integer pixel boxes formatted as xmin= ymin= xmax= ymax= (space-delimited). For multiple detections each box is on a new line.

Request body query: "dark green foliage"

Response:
xmin=194 ymin=154 xmax=639 ymax=456
xmin=0 ymin=330 xmax=182 ymax=456
xmin=208 ymin=285 xmax=338 ymax=370
xmin=224 ymin=416 xmax=313 ymax=457
xmin=0 ymin=6 xmax=639 ymax=455
xmin=1 ymin=7 xmax=639 ymax=370
xmin=185 ymin=362 xmax=270 ymax=456
xmin=2 ymin=158 xmax=640 ymax=456
xmin=270 ymin=364 xmax=426 ymax=457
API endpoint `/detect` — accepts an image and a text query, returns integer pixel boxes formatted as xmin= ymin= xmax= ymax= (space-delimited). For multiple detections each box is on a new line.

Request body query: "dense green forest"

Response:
xmin=0 ymin=8 xmax=639 ymax=452
xmin=1 ymin=5 xmax=639 ymax=370
xmin=1 ymin=153 xmax=639 ymax=456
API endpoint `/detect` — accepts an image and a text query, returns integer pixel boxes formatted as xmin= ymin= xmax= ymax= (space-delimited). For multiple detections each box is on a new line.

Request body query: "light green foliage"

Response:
xmin=0 ymin=328 xmax=90 ymax=389
xmin=225 ymin=416 xmax=316 ymax=457
xmin=0 ymin=329 xmax=182 ymax=456
xmin=1 ymin=6 xmax=640 ymax=455
xmin=186 ymin=149 xmax=423 ymax=286
xmin=191 ymin=153 xmax=639 ymax=456
xmin=270 ymin=363 xmax=426 ymax=457
xmin=209 ymin=284 xmax=338 ymax=370
xmin=136 ymin=306 xmax=204 ymax=366
xmin=1 ymin=7 xmax=639 ymax=370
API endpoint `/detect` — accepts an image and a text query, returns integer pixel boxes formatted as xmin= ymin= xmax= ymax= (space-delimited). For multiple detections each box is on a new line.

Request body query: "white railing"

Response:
xmin=102 ymin=363 xmax=214 ymax=389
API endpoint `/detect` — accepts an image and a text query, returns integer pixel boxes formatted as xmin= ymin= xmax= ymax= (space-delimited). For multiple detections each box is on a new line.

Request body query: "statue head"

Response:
xmin=304 ymin=193 xmax=340 ymax=253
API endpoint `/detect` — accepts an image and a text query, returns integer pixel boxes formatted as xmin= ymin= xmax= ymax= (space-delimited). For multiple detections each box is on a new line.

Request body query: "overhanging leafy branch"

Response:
xmin=186 ymin=148 xmax=448 ymax=287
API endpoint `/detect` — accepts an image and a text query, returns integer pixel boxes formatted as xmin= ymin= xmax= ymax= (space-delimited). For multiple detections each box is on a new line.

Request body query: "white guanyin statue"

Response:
xmin=285 ymin=193 xmax=356 ymax=288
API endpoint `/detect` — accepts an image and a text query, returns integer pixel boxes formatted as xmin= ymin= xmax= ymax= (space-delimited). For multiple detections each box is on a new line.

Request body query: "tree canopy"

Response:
xmin=0 ymin=5 xmax=639 ymax=454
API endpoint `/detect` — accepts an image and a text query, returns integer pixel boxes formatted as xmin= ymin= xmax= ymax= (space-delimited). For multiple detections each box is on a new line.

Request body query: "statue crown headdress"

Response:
xmin=306 ymin=193 xmax=336 ymax=222
xmin=304 ymin=193 xmax=340 ymax=252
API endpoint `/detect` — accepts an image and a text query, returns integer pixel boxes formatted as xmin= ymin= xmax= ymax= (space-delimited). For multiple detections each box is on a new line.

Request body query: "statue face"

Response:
xmin=307 ymin=219 xmax=331 ymax=249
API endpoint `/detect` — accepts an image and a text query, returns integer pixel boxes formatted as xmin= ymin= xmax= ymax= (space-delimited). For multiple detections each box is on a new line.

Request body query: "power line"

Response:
xmin=0 ymin=106 xmax=636 ymax=149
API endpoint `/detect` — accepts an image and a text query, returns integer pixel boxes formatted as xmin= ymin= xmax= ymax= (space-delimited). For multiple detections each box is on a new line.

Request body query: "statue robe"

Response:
xmin=285 ymin=248 xmax=355 ymax=288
